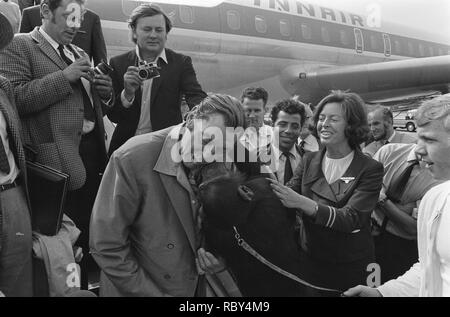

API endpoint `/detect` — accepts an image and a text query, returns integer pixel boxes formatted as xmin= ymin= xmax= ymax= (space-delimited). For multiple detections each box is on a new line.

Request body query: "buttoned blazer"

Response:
xmin=0 ymin=28 xmax=108 ymax=190
xmin=287 ymin=148 xmax=384 ymax=263
xmin=107 ymin=49 xmax=206 ymax=155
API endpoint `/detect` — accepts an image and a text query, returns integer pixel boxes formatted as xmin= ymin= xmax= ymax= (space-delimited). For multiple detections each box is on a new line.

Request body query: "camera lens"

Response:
xmin=138 ymin=69 xmax=148 ymax=80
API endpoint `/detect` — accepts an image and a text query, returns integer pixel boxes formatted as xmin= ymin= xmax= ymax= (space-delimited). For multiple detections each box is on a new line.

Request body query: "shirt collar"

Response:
xmin=388 ymin=130 xmax=397 ymax=143
xmin=407 ymin=144 xmax=419 ymax=162
xmin=136 ymin=46 xmax=168 ymax=65
xmin=275 ymin=143 xmax=300 ymax=161
xmin=39 ymin=27 xmax=60 ymax=52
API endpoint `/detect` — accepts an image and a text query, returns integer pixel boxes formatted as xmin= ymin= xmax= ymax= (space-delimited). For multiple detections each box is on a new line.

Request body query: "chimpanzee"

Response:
xmin=198 ymin=167 xmax=311 ymax=297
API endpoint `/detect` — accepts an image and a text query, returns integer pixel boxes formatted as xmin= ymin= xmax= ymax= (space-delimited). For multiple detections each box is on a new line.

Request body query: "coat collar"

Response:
xmin=303 ymin=148 xmax=366 ymax=203
xmin=31 ymin=28 xmax=68 ymax=70
xmin=154 ymin=125 xmax=198 ymax=252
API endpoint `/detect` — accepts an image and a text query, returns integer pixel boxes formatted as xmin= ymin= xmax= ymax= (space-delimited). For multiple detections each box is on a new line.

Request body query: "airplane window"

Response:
xmin=227 ymin=10 xmax=240 ymax=31
xmin=429 ymin=46 xmax=434 ymax=56
xmin=340 ymin=30 xmax=349 ymax=45
xmin=354 ymin=28 xmax=363 ymax=53
xmin=394 ymin=40 xmax=401 ymax=55
xmin=255 ymin=16 xmax=267 ymax=34
xmin=321 ymin=27 xmax=330 ymax=43
xmin=370 ymin=35 xmax=378 ymax=50
xmin=419 ymin=44 xmax=425 ymax=57
xmin=280 ymin=19 xmax=290 ymax=37
xmin=407 ymin=42 xmax=414 ymax=56
xmin=179 ymin=6 xmax=194 ymax=24
xmin=122 ymin=0 xmax=223 ymax=16
xmin=383 ymin=34 xmax=391 ymax=57
xmin=301 ymin=24 xmax=312 ymax=40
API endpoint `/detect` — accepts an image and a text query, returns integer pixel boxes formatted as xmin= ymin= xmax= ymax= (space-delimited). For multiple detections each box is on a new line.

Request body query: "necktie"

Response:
xmin=0 ymin=138 xmax=10 ymax=174
xmin=283 ymin=152 xmax=293 ymax=185
xmin=298 ymin=140 xmax=306 ymax=157
xmin=57 ymin=45 xmax=96 ymax=123
xmin=380 ymin=159 xmax=420 ymax=231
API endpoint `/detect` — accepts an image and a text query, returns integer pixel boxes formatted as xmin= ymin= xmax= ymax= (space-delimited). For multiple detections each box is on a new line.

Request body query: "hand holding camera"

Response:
xmin=62 ymin=56 xmax=91 ymax=84
xmin=123 ymin=61 xmax=161 ymax=102
xmin=89 ymin=61 xmax=114 ymax=100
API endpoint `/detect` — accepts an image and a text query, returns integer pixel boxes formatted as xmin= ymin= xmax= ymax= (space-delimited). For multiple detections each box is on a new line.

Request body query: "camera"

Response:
xmin=138 ymin=61 xmax=161 ymax=80
xmin=86 ymin=60 xmax=114 ymax=81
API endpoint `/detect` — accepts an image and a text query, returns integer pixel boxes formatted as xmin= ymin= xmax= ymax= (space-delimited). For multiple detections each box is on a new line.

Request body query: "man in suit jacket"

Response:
xmin=107 ymin=3 xmax=206 ymax=155
xmin=363 ymin=106 xmax=417 ymax=157
xmin=19 ymin=3 xmax=107 ymax=65
xmin=0 ymin=0 xmax=113 ymax=289
xmin=90 ymin=94 xmax=244 ymax=296
xmin=0 ymin=12 xmax=32 ymax=297
xmin=18 ymin=0 xmax=39 ymax=12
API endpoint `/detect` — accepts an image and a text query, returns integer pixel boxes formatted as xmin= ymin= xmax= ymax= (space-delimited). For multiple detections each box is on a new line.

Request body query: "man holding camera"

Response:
xmin=0 ymin=0 xmax=113 ymax=289
xmin=107 ymin=3 xmax=206 ymax=155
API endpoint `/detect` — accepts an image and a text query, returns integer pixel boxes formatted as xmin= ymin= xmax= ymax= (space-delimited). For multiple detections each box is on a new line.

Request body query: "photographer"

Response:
xmin=0 ymin=0 xmax=113 ymax=289
xmin=107 ymin=3 xmax=206 ymax=155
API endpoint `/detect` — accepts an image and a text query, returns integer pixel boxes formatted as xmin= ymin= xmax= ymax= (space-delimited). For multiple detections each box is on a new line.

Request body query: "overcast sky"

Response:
xmin=309 ymin=0 xmax=450 ymax=43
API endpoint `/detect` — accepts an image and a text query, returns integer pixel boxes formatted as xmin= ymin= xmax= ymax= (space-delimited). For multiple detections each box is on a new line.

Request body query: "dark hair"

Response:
xmin=313 ymin=90 xmax=369 ymax=150
xmin=270 ymin=99 xmax=306 ymax=127
xmin=369 ymin=105 xmax=393 ymax=125
xmin=40 ymin=0 xmax=84 ymax=19
xmin=128 ymin=3 xmax=172 ymax=43
xmin=241 ymin=87 xmax=268 ymax=107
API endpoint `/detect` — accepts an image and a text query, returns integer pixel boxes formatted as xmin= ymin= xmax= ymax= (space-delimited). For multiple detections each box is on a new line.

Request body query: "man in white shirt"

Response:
xmin=239 ymin=87 xmax=273 ymax=154
xmin=344 ymin=93 xmax=450 ymax=297
xmin=363 ymin=106 xmax=416 ymax=157
xmin=267 ymin=99 xmax=306 ymax=185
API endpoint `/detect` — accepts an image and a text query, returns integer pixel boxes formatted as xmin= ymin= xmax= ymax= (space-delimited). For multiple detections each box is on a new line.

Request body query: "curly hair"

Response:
xmin=416 ymin=94 xmax=450 ymax=132
xmin=313 ymin=90 xmax=369 ymax=150
xmin=270 ymin=99 xmax=306 ymax=127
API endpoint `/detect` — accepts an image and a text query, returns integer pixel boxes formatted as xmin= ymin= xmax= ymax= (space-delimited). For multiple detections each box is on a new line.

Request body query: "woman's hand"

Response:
xmin=196 ymin=248 xmax=227 ymax=275
xmin=268 ymin=178 xmax=304 ymax=209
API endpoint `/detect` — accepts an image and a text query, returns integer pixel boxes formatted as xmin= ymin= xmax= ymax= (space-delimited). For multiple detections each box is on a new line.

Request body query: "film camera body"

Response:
xmin=138 ymin=60 xmax=161 ymax=80
xmin=86 ymin=60 xmax=114 ymax=81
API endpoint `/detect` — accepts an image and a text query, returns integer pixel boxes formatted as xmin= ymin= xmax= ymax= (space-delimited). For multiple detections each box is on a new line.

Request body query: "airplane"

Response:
xmin=86 ymin=0 xmax=450 ymax=106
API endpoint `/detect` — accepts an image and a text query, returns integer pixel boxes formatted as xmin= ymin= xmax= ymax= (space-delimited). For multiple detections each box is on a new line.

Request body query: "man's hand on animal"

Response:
xmin=123 ymin=66 xmax=143 ymax=101
xmin=196 ymin=248 xmax=226 ymax=275
xmin=62 ymin=57 xmax=92 ymax=83
xmin=342 ymin=285 xmax=382 ymax=297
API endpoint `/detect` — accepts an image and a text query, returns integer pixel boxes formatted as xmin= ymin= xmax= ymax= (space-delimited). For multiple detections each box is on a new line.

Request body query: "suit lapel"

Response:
xmin=31 ymin=29 xmax=67 ymax=70
xmin=303 ymin=149 xmax=337 ymax=203
xmin=150 ymin=57 xmax=166 ymax=107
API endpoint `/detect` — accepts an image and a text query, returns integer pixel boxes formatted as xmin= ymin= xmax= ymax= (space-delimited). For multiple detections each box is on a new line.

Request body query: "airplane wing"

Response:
xmin=280 ymin=55 xmax=450 ymax=105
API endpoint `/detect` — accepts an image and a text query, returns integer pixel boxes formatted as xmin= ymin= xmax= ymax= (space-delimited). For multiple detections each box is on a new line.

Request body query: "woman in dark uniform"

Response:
xmin=270 ymin=90 xmax=384 ymax=294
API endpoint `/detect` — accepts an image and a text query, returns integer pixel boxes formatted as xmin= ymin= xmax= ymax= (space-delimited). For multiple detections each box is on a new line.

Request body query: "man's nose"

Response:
xmin=415 ymin=141 xmax=426 ymax=157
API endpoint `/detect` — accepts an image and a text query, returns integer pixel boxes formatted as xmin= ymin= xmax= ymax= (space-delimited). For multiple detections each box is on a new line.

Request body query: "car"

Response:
xmin=393 ymin=109 xmax=417 ymax=132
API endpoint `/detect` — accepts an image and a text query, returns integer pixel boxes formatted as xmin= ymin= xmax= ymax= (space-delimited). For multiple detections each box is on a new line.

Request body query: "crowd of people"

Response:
xmin=0 ymin=0 xmax=449 ymax=297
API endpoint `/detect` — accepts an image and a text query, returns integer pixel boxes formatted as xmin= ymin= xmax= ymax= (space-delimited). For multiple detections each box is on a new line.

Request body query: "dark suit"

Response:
xmin=19 ymin=5 xmax=107 ymax=65
xmin=18 ymin=0 xmax=39 ymax=12
xmin=108 ymin=48 xmax=206 ymax=154
xmin=287 ymin=149 xmax=384 ymax=291
xmin=0 ymin=76 xmax=32 ymax=297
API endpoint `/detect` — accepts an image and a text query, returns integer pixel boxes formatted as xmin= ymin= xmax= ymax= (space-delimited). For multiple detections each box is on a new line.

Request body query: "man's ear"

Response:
xmin=238 ymin=185 xmax=254 ymax=202
xmin=41 ymin=3 xmax=52 ymax=21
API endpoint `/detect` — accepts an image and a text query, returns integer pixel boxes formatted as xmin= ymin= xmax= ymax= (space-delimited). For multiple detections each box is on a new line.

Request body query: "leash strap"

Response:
xmin=233 ymin=226 xmax=341 ymax=294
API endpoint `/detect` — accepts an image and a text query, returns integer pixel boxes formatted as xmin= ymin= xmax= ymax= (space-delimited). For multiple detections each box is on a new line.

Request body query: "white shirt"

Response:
xmin=298 ymin=134 xmax=319 ymax=152
xmin=240 ymin=125 xmax=273 ymax=153
xmin=39 ymin=28 xmax=95 ymax=134
xmin=121 ymin=47 xmax=168 ymax=136
xmin=273 ymin=144 xmax=302 ymax=185
xmin=322 ymin=151 xmax=355 ymax=184
xmin=0 ymin=111 xmax=19 ymax=185
xmin=436 ymin=199 xmax=450 ymax=296
xmin=378 ymin=180 xmax=450 ymax=297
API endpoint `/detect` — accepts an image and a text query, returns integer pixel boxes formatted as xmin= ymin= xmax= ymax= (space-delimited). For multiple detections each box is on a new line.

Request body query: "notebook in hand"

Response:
xmin=27 ymin=161 xmax=69 ymax=236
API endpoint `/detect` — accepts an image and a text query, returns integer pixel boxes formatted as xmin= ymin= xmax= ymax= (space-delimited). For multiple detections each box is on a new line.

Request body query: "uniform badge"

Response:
xmin=340 ymin=177 xmax=355 ymax=184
